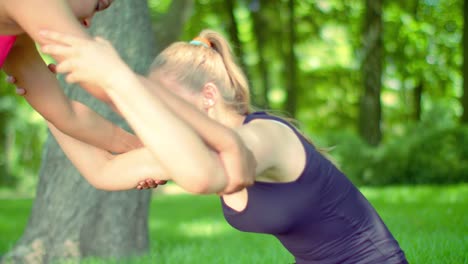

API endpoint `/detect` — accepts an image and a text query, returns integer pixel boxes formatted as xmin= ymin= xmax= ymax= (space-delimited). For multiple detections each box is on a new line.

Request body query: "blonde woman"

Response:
xmin=29 ymin=29 xmax=407 ymax=263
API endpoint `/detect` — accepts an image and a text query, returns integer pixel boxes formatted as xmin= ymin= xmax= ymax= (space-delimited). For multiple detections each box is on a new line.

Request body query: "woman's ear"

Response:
xmin=201 ymin=83 xmax=219 ymax=109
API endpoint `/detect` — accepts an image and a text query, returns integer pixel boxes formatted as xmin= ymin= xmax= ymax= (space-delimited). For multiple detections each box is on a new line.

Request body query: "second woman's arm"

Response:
xmin=3 ymin=35 xmax=141 ymax=153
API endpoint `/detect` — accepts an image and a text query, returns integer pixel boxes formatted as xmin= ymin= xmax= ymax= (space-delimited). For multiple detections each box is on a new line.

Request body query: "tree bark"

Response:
xmin=358 ymin=0 xmax=383 ymax=146
xmin=153 ymin=0 xmax=194 ymax=52
xmin=413 ymin=82 xmax=423 ymax=121
xmin=225 ymin=0 xmax=247 ymax=67
xmin=250 ymin=0 xmax=271 ymax=109
xmin=461 ymin=0 xmax=468 ymax=123
xmin=2 ymin=1 xmax=156 ymax=263
xmin=225 ymin=0 xmax=256 ymax=106
xmin=284 ymin=0 xmax=298 ymax=117
xmin=412 ymin=0 xmax=423 ymax=122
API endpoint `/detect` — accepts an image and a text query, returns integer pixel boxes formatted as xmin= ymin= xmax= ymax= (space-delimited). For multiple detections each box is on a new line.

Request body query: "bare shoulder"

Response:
xmin=235 ymin=118 xmax=306 ymax=182
xmin=237 ymin=118 xmax=299 ymax=145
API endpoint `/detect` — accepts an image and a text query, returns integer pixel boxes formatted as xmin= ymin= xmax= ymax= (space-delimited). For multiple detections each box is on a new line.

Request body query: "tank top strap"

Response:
xmin=243 ymin=111 xmax=314 ymax=151
xmin=244 ymin=112 xmax=299 ymax=135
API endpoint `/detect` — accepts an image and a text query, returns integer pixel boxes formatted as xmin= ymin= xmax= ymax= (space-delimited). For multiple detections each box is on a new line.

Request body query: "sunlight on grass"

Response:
xmin=178 ymin=220 xmax=229 ymax=238
xmin=1 ymin=185 xmax=467 ymax=263
xmin=360 ymin=184 xmax=468 ymax=204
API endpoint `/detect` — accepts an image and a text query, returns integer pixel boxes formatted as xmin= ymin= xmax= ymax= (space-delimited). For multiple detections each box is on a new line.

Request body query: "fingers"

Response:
xmin=5 ymin=75 xmax=16 ymax=84
xmin=136 ymin=179 xmax=165 ymax=190
xmin=41 ymin=44 xmax=75 ymax=58
xmin=5 ymin=76 xmax=27 ymax=95
xmin=39 ymin=30 xmax=82 ymax=46
xmin=16 ymin=87 xmax=27 ymax=96
xmin=65 ymin=73 xmax=80 ymax=84
xmin=48 ymin=63 xmax=57 ymax=74
xmin=154 ymin=180 xmax=167 ymax=185
xmin=145 ymin=179 xmax=157 ymax=188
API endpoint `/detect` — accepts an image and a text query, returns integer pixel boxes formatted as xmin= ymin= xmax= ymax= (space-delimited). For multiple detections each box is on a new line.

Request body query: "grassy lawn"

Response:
xmin=0 ymin=185 xmax=467 ymax=263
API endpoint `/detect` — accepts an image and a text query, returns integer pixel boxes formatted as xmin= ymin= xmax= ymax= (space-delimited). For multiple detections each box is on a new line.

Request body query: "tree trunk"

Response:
xmin=359 ymin=0 xmax=383 ymax=146
xmin=284 ymin=0 xmax=298 ymax=117
xmin=225 ymin=0 xmax=256 ymax=105
xmin=412 ymin=0 xmax=423 ymax=122
xmin=413 ymin=82 xmax=423 ymax=121
xmin=153 ymin=0 xmax=194 ymax=52
xmin=225 ymin=0 xmax=246 ymax=67
xmin=461 ymin=0 xmax=468 ymax=123
xmin=2 ymin=1 xmax=156 ymax=263
xmin=250 ymin=0 xmax=271 ymax=109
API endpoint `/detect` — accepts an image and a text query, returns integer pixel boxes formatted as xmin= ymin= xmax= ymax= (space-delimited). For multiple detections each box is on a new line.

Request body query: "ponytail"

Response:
xmin=198 ymin=30 xmax=251 ymax=114
xmin=151 ymin=29 xmax=251 ymax=114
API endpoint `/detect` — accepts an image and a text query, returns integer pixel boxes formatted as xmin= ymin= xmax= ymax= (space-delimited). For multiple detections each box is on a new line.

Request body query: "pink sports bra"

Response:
xmin=0 ymin=35 xmax=17 ymax=68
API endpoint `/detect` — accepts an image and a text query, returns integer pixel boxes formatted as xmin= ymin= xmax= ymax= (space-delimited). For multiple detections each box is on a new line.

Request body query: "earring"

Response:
xmin=204 ymin=99 xmax=214 ymax=107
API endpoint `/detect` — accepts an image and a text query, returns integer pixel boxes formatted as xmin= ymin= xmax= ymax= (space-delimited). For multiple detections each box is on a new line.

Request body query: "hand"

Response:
xmin=6 ymin=63 xmax=57 ymax=95
xmin=39 ymin=30 xmax=128 ymax=89
xmin=136 ymin=179 xmax=168 ymax=190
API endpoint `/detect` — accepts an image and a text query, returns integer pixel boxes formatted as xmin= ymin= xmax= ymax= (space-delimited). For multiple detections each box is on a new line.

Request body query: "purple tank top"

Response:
xmin=221 ymin=112 xmax=407 ymax=264
xmin=0 ymin=35 xmax=17 ymax=68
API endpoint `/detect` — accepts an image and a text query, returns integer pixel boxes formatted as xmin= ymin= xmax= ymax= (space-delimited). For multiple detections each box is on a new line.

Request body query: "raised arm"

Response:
xmin=3 ymin=35 xmax=141 ymax=153
xmin=4 ymin=0 xmax=111 ymax=103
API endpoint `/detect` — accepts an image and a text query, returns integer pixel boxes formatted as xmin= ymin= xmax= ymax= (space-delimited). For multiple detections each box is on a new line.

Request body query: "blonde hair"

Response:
xmin=150 ymin=29 xmax=335 ymax=163
xmin=150 ymin=29 xmax=251 ymax=115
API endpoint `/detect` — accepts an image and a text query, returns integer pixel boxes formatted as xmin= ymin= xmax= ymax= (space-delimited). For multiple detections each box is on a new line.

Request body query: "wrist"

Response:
xmin=103 ymin=61 xmax=135 ymax=90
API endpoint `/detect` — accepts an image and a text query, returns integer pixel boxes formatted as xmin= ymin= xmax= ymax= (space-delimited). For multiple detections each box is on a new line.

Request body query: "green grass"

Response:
xmin=1 ymin=185 xmax=467 ymax=263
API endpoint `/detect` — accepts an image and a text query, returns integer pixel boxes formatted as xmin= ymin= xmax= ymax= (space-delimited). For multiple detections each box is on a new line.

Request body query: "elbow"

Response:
xmin=180 ymin=165 xmax=227 ymax=195
xmin=88 ymin=179 xmax=116 ymax=192
xmin=86 ymin=178 xmax=107 ymax=190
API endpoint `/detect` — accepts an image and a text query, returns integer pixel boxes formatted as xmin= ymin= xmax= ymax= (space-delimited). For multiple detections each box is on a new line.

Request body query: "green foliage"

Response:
xmin=1 ymin=185 xmax=467 ymax=263
xmin=0 ymin=72 xmax=47 ymax=189
xmin=1 ymin=0 xmax=466 ymax=189
xmin=326 ymin=121 xmax=468 ymax=185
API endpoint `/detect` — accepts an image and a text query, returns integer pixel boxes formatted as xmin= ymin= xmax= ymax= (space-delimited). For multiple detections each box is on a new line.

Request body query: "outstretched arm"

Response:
xmin=48 ymin=122 xmax=166 ymax=191
xmin=40 ymin=34 xmax=232 ymax=193
xmin=3 ymin=35 xmax=141 ymax=153
xmin=4 ymin=0 xmax=111 ymax=103
xmin=49 ymin=122 xmax=221 ymax=194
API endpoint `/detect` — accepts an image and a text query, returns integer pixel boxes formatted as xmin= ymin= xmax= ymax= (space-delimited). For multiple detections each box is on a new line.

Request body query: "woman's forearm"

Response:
xmin=3 ymin=35 xmax=140 ymax=153
xmin=48 ymin=122 xmax=168 ymax=191
xmin=137 ymin=76 xmax=255 ymax=194
xmin=102 ymin=65 xmax=228 ymax=193
xmin=70 ymin=101 xmax=142 ymax=153
xmin=138 ymin=76 xmax=242 ymax=153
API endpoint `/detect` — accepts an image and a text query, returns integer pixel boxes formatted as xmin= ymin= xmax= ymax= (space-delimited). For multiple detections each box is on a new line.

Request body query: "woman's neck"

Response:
xmin=216 ymin=110 xmax=246 ymax=129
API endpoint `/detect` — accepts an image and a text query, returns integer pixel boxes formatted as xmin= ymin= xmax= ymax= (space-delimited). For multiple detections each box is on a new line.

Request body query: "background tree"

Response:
xmin=462 ymin=0 xmax=468 ymax=123
xmin=151 ymin=0 xmax=194 ymax=52
xmin=359 ymin=0 xmax=383 ymax=146
xmin=284 ymin=0 xmax=298 ymax=117
xmin=0 ymin=1 xmax=466 ymax=236
xmin=249 ymin=0 xmax=271 ymax=109
xmin=2 ymin=0 xmax=192 ymax=262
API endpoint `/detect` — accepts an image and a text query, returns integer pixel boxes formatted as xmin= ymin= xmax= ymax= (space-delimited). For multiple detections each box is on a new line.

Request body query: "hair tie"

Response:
xmin=189 ymin=37 xmax=212 ymax=48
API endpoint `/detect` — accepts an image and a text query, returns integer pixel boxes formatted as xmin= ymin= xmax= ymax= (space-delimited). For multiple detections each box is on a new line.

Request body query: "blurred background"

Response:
xmin=0 ymin=0 xmax=467 ymax=263
xmin=1 ymin=0 xmax=466 ymax=194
